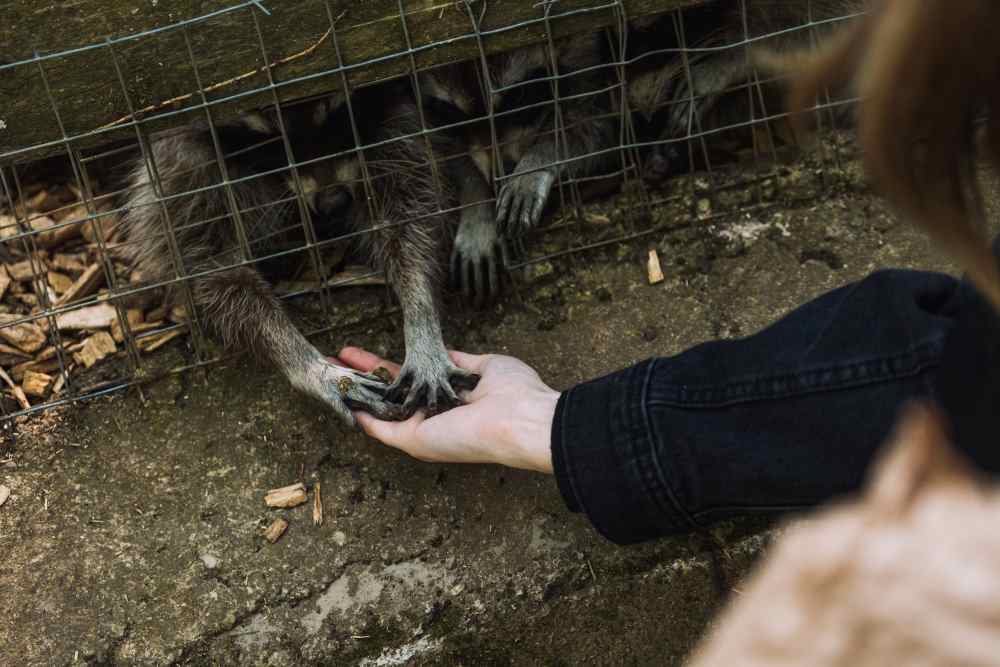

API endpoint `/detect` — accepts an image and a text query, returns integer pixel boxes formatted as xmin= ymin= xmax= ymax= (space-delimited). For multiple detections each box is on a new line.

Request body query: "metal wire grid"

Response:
xmin=0 ymin=0 xmax=859 ymax=420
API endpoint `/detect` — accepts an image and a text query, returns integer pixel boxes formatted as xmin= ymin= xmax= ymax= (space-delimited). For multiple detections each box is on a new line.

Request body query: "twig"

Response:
xmin=98 ymin=27 xmax=334 ymax=131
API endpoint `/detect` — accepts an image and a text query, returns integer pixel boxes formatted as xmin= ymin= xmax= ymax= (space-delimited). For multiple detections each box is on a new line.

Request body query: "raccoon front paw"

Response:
xmin=450 ymin=215 xmax=519 ymax=308
xmin=385 ymin=355 xmax=480 ymax=418
xmin=496 ymin=169 xmax=555 ymax=237
xmin=311 ymin=362 xmax=406 ymax=427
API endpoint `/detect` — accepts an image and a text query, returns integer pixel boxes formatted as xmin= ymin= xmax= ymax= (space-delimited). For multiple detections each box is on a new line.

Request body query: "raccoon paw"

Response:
xmin=496 ymin=169 xmax=555 ymax=237
xmin=385 ymin=354 xmax=480 ymax=418
xmin=309 ymin=362 xmax=406 ymax=427
xmin=450 ymin=215 xmax=514 ymax=308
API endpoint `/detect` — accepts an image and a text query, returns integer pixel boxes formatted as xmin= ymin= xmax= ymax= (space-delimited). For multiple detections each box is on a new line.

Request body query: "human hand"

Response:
xmin=335 ymin=347 xmax=559 ymax=474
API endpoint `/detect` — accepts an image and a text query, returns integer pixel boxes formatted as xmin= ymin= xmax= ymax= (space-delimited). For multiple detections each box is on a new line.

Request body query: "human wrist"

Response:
xmin=506 ymin=385 xmax=559 ymax=474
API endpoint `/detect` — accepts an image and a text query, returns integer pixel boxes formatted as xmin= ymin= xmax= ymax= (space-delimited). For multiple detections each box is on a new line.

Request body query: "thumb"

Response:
xmin=355 ymin=411 xmax=426 ymax=451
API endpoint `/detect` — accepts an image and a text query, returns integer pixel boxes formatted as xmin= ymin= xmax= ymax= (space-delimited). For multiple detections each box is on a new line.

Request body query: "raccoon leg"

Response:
xmin=381 ymin=250 xmax=480 ymax=416
xmin=449 ymin=154 xmax=507 ymax=307
xmin=194 ymin=261 xmax=404 ymax=426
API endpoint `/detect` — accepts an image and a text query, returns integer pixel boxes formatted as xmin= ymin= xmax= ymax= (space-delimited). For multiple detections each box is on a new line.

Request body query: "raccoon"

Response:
xmin=626 ymin=0 xmax=860 ymax=184
xmin=417 ymin=30 xmax=616 ymax=301
xmin=118 ymin=83 xmax=477 ymax=424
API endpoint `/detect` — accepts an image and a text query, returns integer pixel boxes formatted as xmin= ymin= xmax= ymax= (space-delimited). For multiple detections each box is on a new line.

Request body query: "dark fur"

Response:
xmin=627 ymin=0 xmax=860 ymax=183
xmin=119 ymin=84 xmax=476 ymax=423
xmin=417 ymin=31 xmax=616 ymax=302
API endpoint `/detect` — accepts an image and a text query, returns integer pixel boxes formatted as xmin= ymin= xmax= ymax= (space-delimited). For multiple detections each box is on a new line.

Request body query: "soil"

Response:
xmin=0 ymin=143 xmax=975 ymax=665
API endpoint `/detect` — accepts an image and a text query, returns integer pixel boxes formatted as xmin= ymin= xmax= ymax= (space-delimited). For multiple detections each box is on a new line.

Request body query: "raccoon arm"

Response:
xmin=192 ymin=264 xmax=401 ymax=423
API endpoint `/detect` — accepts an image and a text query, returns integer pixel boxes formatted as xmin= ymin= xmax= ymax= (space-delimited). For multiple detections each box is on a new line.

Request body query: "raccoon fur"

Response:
xmin=417 ymin=30 xmax=616 ymax=301
xmin=118 ymin=82 xmax=477 ymax=424
xmin=627 ymin=0 xmax=860 ymax=184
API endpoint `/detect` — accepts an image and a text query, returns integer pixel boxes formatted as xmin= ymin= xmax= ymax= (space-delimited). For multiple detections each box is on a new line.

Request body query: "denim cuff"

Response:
xmin=551 ymin=359 xmax=691 ymax=544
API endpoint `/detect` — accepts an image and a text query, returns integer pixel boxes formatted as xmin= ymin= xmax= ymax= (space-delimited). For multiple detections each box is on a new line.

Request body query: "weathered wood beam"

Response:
xmin=0 ymin=0 xmax=703 ymax=160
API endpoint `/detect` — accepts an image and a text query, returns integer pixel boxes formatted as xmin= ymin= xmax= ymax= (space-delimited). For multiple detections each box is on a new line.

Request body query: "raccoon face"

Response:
xmin=276 ymin=94 xmax=360 ymax=221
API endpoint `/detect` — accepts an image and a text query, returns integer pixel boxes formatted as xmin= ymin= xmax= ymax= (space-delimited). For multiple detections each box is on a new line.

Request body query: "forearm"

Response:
xmin=551 ymin=269 xmax=964 ymax=544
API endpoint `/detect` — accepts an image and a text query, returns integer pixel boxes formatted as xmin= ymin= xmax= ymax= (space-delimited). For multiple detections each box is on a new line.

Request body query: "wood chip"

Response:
xmin=0 ymin=214 xmax=18 ymax=240
xmin=0 ymin=269 xmax=10 ymax=301
xmin=55 ymin=303 xmax=117 ymax=330
xmin=110 ymin=309 xmax=145 ymax=343
xmin=263 ymin=518 xmax=288 ymax=544
xmin=0 ymin=314 xmax=46 ymax=353
xmin=7 ymin=260 xmax=43 ymax=282
xmin=169 ymin=304 xmax=188 ymax=323
xmin=52 ymin=369 xmax=69 ymax=395
xmin=647 ymin=249 xmax=665 ymax=285
xmin=265 ymin=483 xmax=308 ymax=509
xmin=584 ymin=212 xmax=611 ymax=225
xmin=0 ymin=485 xmax=9 ymax=509
xmin=145 ymin=305 xmax=167 ymax=322
xmin=10 ymin=357 xmax=60 ymax=382
xmin=51 ymin=253 xmax=88 ymax=275
xmin=73 ymin=331 xmax=117 ymax=368
xmin=0 ymin=366 xmax=29 ymax=410
xmin=29 ymin=214 xmax=82 ymax=248
xmin=22 ymin=370 xmax=53 ymax=397
xmin=47 ymin=270 xmax=74 ymax=295
xmin=0 ymin=343 xmax=30 ymax=366
xmin=81 ymin=210 xmax=118 ymax=243
xmin=136 ymin=328 xmax=182 ymax=353
xmin=54 ymin=263 xmax=104 ymax=307
xmin=313 ymin=481 xmax=323 ymax=526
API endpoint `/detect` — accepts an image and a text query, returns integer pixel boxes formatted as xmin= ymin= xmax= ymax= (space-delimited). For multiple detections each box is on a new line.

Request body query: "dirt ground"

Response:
xmin=0 ymin=149 xmax=969 ymax=665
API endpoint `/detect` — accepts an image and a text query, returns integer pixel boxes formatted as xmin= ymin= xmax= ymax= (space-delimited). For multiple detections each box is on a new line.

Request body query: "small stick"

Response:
xmin=313 ymin=481 xmax=323 ymax=526
xmin=647 ymin=249 xmax=665 ymax=285
xmin=98 ymin=27 xmax=335 ymax=131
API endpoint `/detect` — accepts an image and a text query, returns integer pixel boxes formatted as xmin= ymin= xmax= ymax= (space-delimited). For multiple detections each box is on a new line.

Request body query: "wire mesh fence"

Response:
xmin=0 ymin=0 xmax=861 ymax=420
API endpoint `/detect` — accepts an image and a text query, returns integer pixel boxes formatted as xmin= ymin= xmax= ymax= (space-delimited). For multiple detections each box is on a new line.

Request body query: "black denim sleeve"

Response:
xmin=551 ymin=269 xmax=965 ymax=545
xmin=552 ymin=360 xmax=694 ymax=543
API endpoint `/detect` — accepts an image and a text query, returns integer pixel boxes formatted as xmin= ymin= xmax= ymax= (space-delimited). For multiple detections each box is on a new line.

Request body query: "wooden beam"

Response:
xmin=0 ymin=0 xmax=702 ymax=161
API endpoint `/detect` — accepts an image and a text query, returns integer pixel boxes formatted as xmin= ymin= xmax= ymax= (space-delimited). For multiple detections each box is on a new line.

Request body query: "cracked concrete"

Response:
xmin=0 ymin=149 xmax=978 ymax=665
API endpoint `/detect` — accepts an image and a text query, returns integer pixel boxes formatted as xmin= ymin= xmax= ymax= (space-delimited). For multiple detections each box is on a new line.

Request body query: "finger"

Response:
xmin=356 ymin=410 xmax=426 ymax=451
xmin=337 ymin=347 xmax=401 ymax=377
xmin=446 ymin=349 xmax=490 ymax=373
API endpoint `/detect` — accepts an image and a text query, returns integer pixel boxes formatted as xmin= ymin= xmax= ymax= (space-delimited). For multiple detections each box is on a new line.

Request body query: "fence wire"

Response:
xmin=0 ymin=0 xmax=861 ymax=420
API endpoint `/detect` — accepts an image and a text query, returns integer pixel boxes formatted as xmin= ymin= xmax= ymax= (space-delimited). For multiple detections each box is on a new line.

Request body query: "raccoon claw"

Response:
xmin=450 ymin=216 xmax=509 ymax=307
xmin=312 ymin=363 xmax=404 ymax=426
xmin=386 ymin=361 xmax=480 ymax=418
xmin=496 ymin=170 xmax=555 ymax=237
